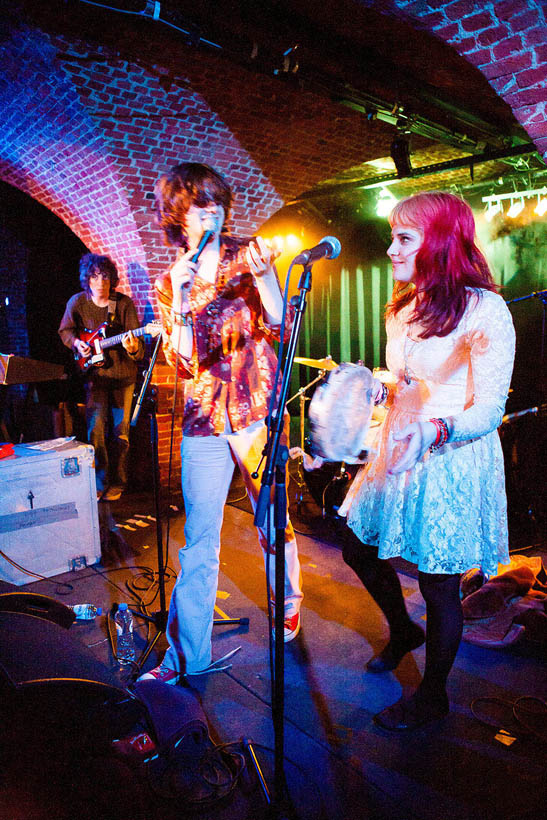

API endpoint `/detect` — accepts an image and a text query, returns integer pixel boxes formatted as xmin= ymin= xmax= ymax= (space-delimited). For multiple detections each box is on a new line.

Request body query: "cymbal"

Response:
xmin=294 ymin=355 xmax=338 ymax=371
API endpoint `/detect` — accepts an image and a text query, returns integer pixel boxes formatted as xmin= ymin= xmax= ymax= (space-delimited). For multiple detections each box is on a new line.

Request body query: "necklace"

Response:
xmin=403 ymin=332 xmax=419 ymax=385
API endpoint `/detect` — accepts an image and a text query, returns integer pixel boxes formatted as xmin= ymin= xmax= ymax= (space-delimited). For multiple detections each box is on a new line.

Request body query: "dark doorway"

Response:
xmin=0 ymin=180 xmax=88 ymax=440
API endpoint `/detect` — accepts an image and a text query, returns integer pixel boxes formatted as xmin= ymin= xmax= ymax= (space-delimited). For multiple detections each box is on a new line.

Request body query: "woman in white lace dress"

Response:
xmin=342 ymin=191 xmax=515 ymax=731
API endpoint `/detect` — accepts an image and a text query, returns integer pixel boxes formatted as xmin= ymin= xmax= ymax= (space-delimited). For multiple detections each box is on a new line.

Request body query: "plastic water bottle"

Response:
xmin=70 ymin=604 xmax=102 ymax=620
xmin=115 ymin=602 xmax=136 ymax=665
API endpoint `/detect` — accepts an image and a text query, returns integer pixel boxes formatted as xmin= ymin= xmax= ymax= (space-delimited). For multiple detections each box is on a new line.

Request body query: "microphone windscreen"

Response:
xmin=320 ymin=236 xmax=342 ymax=259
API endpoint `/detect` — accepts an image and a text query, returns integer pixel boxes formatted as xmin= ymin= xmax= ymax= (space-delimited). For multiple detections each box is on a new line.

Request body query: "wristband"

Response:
xmin=429 ymin=417 xmax=449 ymax=451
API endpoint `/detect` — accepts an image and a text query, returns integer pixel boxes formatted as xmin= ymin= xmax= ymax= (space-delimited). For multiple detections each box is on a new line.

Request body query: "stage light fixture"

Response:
xmin=376 ymin=188 xmax=398 ymax=217
xmin=482 ymin=185 xmax=547 ymax=220
xmin=507 ymin=198 xmax=525 ymax=218
xmin=390 ymin=134 xmax=412 ymax=178
xmin=484 ymin=201 xmax=502 ymax=222
xmin=286 ymin=233 xmax=301 ymax=249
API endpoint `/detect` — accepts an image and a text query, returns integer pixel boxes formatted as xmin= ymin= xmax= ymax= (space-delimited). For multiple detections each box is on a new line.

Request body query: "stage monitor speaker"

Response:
xmin=0 ymin=591 xmax=76 ymax=628
xmin=0 ymin=611 xmax=143 ymax=747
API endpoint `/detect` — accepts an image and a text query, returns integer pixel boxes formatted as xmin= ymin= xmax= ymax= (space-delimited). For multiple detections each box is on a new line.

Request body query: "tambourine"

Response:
xmin=308 ymin=362 xmax=375 ymax=463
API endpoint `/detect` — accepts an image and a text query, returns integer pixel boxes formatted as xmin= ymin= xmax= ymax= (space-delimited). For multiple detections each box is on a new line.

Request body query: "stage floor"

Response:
xmin=1 ymin=488 xmax=546 ymax=820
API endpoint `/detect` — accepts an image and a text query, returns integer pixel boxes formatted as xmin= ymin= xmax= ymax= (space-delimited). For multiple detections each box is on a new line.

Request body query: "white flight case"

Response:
xmin=0 ymin=439 xmax=101 ymax=585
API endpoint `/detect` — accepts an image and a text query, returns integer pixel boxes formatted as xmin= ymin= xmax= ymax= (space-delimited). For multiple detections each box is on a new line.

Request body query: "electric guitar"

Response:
xmin=74 ymin=321 xmax=162 ymax=372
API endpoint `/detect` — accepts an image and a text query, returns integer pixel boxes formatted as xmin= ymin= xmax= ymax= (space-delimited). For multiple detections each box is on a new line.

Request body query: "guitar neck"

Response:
xmin=100 ymin=325 xmax=148 ymax=351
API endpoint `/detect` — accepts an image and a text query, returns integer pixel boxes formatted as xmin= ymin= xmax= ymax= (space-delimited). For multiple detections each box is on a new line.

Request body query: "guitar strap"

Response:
xmin=107 ymin=293 xmax=118 ymax=329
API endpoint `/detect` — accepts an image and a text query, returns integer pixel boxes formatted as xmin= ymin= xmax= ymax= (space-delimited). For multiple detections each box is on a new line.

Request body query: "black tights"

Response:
xmin=342 ymin=529 xmax=463 ymax=699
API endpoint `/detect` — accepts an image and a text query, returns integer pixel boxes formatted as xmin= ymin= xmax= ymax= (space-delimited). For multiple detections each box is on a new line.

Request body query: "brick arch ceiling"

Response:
xmin=0 ymin=18 xmax=283 ymax=293
xmin=383 ymin=0 xmax=546 ymax=160
xmin=0 ymin=1 xmax=545 ymax=288
xmin=0 ymin=21 xmax=150 ymax=294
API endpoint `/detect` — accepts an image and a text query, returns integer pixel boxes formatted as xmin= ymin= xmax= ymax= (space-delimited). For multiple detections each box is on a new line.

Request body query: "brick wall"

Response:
xmin=0 ymin=1 xmax=545 ymax=481
xmin=392 ymin=0 xmax=547 ymax=157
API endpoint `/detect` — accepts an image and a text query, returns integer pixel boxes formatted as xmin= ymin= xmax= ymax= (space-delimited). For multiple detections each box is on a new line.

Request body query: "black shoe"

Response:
xmin=366 ymin=623 xmax=425 ymax=672
xmin=374 ymin=691 xmax=449 ymax=732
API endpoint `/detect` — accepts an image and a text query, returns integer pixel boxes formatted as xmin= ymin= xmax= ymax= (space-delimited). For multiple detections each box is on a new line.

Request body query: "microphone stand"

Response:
xmin=506 ymin=289 xmax=547 ymax=379
xmin=505 ymin=289 xmax=547 ymax=548
xmin=254 ymin=260 xmax=313 ymax=812
xmin=128 ymin=334 xmax=169 ymax=671
xmin=286 ymin=371 xmax=326 ymax=508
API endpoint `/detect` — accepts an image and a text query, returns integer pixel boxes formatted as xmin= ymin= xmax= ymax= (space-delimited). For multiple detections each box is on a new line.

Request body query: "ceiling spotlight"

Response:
xmin=376 ymin=188 xmax=398 ymax=217
xmin=484 ymin=201 xmax=502 ymax=222
xmin=534 ymin=196 xmax=547 ymax=217
xmin=285 ymin=233 xmax=300 ymax=249
xmin=390 ymin=134 xmax=412 ymax=178
xmin=507 ymin=198 xmax=525 ymax=218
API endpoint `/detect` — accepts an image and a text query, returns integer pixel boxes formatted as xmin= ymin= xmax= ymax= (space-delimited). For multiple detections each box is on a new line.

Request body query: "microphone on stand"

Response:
xmin=293 ymin=236 xmax=341 ymax=266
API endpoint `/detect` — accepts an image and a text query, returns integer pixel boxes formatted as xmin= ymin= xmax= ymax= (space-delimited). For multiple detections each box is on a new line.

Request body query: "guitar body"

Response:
xmin=75 ymin=324 xmax=109 ymax=372
xmin=74 ymin=321 xmax=162 ymax=373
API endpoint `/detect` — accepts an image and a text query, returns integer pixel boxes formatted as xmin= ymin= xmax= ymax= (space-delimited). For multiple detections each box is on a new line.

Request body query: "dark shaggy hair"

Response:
xmin=154 ymin=162 xmax=232 ymax=248
xmin=79 ymin=254 xmax=119 ymax=294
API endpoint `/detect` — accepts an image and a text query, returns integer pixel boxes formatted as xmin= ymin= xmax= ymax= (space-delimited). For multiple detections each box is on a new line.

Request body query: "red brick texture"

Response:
xmin=394 ymin=0 xmax=546 ymax=150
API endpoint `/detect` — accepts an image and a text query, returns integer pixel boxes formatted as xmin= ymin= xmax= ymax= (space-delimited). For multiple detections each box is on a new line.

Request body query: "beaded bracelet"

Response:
xmin=429 ymin=417 xmax=449 ymax=451
xmin=374 ymin=382 xmax=389 ymax=406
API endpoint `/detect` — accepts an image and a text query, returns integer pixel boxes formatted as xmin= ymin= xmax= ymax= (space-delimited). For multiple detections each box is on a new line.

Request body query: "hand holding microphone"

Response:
xmin=169 ymin=249 xmax=199 ymax=303
xmin=170 ymin=222 xmax=216 ymax=308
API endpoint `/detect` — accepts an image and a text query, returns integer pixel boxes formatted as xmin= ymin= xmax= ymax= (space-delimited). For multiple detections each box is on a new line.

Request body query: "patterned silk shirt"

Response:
xmin=155 ymin=236 xmax=294 ymax=436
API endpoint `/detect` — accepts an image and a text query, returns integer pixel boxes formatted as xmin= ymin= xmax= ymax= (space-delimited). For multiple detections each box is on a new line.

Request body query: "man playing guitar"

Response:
xmin=59 ymin=253 xmax=144 ymax=501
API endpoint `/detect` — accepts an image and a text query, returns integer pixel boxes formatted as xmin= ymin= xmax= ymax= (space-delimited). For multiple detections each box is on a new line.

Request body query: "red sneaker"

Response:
xmin=137 ymin=664 xmax=179 ymax=685
xmin=283 ymin=611 xmax=301 ymax=643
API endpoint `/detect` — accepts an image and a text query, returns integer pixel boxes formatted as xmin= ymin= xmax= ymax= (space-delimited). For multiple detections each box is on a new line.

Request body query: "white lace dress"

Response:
xmin=343 ymin=289 xmax=516 ymax=575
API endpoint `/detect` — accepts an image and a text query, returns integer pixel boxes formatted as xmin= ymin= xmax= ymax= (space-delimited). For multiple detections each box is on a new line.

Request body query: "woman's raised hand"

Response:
xmin=246 ymin=236 xmax=279 ymax=277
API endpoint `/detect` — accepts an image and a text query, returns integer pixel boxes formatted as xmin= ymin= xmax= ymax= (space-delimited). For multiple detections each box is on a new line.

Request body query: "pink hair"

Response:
xmin=387 ymin=191 xmax=497 ymax=338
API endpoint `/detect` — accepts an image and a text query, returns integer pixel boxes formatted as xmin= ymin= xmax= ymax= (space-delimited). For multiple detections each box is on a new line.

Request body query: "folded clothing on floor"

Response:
xmin=462 ymin=559 xmax=547 ymax=648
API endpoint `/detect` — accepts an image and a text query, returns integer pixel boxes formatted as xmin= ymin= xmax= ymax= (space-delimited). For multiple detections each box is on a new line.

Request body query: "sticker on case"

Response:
xmin=61 ymin=456 xmax=80 ymax=477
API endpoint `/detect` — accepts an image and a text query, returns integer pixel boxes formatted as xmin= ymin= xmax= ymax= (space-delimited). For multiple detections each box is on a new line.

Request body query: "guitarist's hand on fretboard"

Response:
xmin=74 ymin=338 xmax=92 ymax=359
xmin=121 ymin=330 xmax=140 ymax=355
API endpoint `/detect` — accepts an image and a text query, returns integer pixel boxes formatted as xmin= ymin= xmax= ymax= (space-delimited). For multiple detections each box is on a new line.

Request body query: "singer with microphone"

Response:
xmin=138 ymin=162 xmax=303 ymax=685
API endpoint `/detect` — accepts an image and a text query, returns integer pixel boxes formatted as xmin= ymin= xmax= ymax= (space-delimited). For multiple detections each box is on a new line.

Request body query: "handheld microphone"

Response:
xmin=293 ymin=236 xmax=341 ymax=266
xmin=190 ymin=229 xmax=214 ymax=264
